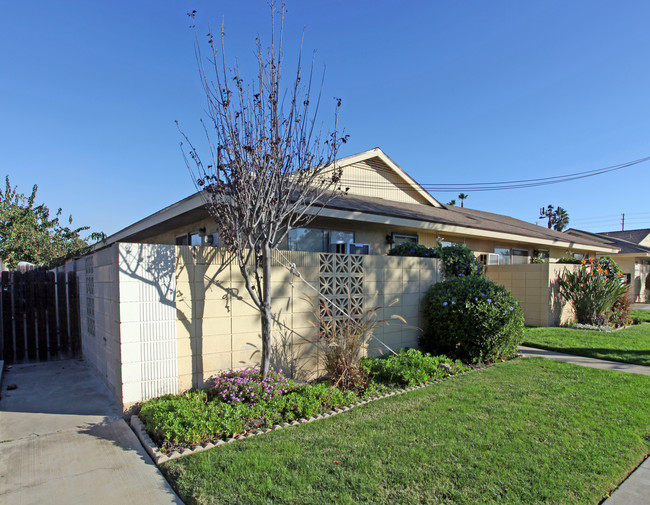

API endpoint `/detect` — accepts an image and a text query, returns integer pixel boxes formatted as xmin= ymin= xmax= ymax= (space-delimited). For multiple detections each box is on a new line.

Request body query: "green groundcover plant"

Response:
xmin=139 ymin=353 xmax=469 ymax=449
xmin=420 ymin=276 xmax=524 ymax=363
xmin=361 ymin=349 xmax=467 ymax=387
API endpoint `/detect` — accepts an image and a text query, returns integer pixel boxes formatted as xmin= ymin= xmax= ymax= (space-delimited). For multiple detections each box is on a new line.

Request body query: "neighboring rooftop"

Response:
xmin=566 ymin=228 xmax=650 ymax=256
xmin=598 ymin=228 xmax=650 ymax=247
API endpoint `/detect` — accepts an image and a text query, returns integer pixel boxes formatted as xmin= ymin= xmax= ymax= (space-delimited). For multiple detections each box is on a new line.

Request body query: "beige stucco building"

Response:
xmin=104 ymin=148 xmax=616 ymax=262
xmin=74 ymin=148 xmax=626 ymax=409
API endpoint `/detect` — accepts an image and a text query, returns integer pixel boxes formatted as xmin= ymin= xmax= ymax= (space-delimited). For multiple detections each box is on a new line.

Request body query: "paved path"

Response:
xmin=519 ymin=346 xmax=650 ymax=375
xmin=0 ymin=360 xmax=183 ymax=505
xmin=520 ymin=345 xmax=650 ymax=504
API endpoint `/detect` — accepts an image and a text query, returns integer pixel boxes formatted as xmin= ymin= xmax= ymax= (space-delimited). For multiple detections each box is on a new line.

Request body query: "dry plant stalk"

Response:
xmin=309 ymin=291 xmax=405 ymax=392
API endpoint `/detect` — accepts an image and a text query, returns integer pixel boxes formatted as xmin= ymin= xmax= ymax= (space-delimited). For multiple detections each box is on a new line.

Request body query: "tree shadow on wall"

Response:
xmin=120 ymin=243 xmax=319 ymax=388
xmin=550 ymin=277 xmax=568 ymax=326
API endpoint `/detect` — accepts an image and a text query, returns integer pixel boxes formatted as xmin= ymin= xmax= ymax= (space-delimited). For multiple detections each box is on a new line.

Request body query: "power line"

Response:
xmin=341 ymin=155 xmax=650 ymax=192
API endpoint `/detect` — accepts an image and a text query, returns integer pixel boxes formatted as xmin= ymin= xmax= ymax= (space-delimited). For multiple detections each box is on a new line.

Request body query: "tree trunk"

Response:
xmin=260 ymin=242 xmax=273 ymax=378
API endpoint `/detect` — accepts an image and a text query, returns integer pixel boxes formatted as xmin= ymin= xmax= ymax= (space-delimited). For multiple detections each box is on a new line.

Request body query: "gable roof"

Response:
xmin=333 ymin=148 xmax=442 ymax=207
xmin=101 ymin=149 xmax=618 ymax=254
xmin=567 ymin=228 xmax=650 ymax=257
xmin=597 ymin=228 xmax=650 ymax=246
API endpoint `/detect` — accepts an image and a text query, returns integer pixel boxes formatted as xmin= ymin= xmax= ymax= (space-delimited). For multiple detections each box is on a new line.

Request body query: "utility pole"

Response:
xmin=622 ymin=213 xmax=625 ymax=231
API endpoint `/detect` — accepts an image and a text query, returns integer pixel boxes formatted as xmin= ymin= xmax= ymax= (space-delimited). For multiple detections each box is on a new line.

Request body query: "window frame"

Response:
xmin=390 ymin=233 xmax=418 ymax=248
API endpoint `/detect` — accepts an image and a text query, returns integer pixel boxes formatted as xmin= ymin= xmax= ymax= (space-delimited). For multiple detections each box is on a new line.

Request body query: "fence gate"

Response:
xmin=0 ymin=270 xmax=81 ymax=364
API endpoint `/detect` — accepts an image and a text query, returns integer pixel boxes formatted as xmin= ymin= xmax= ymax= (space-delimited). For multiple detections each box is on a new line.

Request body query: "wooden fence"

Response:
xmin=0 ymin=270 xmax=81 ymax=364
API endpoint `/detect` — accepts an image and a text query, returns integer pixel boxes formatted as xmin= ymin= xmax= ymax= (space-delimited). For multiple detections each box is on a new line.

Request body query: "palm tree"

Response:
xmin=553 ymin=207 xmax=570 ymax=231
xmin=458 ymin=193 xmax=468 ymax=208
xmin=446 ymin=199 xmax=456 ymax=206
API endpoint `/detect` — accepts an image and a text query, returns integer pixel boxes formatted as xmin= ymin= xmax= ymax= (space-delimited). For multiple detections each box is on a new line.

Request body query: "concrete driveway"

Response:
xmin=0 ymin=359 xmax=183 ymax=505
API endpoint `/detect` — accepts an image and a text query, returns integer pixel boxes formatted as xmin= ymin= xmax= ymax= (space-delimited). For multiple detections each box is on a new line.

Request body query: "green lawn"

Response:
xmin=523 ymin=323 xmax=650 ymax=366
xmin=631 ymin=310 xmax=650 ymax=323
xmin=160 ymin=359 xmax=650 ymax=505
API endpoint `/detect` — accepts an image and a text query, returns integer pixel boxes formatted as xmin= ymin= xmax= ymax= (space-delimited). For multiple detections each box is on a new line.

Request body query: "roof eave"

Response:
xmin=314 ymin=207 xmax=620 ymax=253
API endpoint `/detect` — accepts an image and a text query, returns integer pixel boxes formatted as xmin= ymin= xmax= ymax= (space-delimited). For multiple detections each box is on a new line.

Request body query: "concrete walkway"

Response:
xmin=519 ymin=345 xmax=650 ymax=504
xmin=519 ymin=346 xmax=650 ymax=375
xmin=0 ymin=360 xmax=183 ymax=505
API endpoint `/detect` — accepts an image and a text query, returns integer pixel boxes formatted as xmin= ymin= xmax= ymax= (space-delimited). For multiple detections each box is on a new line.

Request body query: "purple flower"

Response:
xmin=443 ymin=301 xmax=448 ymax=306
xmin=509 ymin=306 xmax=514 ymax=311
xmin=487 ymin=298 xmax=492 ymax=303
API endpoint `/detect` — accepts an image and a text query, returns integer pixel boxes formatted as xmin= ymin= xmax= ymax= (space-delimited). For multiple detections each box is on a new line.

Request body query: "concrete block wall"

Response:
xmin=363 ymin=255 xmax=441 ymax=354
xmin=71 ymin=246 xmax=123 ymax=404
xmin=486 ymin=263 xmax=578 ymax=326
xmin=118 ymin=243 xmax=178 ymax=404
xmin=174 ymin=247 xmax=327 ymax=388
xmin=174 ymin=247 xmax=443 ymax=389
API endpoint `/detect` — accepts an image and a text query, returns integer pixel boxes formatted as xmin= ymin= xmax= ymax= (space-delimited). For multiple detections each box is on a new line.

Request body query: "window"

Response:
xmin=175 ymin=231 xmax=204 ymax=246
xmin=512 ymin=249 xmax=529 ymax=265
xmin=391 ymin=233 xmax=418 ymax=247
xmin=494 ymin=247 xmax=511 ymax=265
xmin=206 ymin=232 xmax=219 ymax=247
xmin=573 ymin=252 xmax=587 ymax=260
xmin=288 ymin=228 xmax=354 ymax=253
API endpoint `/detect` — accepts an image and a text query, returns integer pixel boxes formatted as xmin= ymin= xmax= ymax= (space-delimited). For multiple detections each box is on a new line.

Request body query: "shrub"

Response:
xmin=360 ymin=348 xmax=468 ymax=387
xmin=610 ymin=292 xmax=633 ymax=327
xmin=592 ymin=256 xmax=623 ymax=280
xmin=387 ymin=241 xmax=438 ymax=258
xmin=420 ymin=276 xmax=524 ymax=363
xmin=387 ymin=242 xmax=482 ymax=278
xmin=530 ymin=252 xmax=547 ymax=264
xmin=439 ymin=244 xmax=483 ymax=278
xmin=558 ymin=259 xmax=628 ymax=325
xmin=210 ymin=368 xmax=291 ymax=407
xmin=557 ymin=257 xmax=583 ymax=264
xmin=140 ymin=390 xmax=245 ymax=444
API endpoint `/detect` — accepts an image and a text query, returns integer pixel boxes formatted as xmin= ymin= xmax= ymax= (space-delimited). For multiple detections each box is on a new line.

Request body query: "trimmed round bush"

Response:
xmin=439 ymin=244 xmax=483 ymax=278
xmin=420 ymin=276 xmax=524 ymax=363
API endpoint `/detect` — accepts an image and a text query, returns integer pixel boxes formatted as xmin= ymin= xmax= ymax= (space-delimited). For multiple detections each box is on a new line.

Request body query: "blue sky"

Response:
xmin=2 ymin=1 xmax=649 ymax=237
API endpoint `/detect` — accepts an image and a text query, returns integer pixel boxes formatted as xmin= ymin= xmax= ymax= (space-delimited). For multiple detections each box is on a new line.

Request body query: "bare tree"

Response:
xmin=179 ymin=4 xmax=348 ymax=378
xmin=539 ymin=204 xmax=570 ymax=231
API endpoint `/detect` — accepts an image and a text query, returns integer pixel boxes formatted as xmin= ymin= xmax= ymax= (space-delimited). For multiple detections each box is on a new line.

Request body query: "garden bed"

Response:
xmin=136 ymin=350 xmax=469 ymax=459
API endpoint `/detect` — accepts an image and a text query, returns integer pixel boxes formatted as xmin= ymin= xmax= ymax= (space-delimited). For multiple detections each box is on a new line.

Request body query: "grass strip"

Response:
xmin=523 ymin=324 xmax=650 ymax=366
xmin=161 ymin=358 xmax=650 ymax=505
xmin=631 ymin=310 xmax=650 ymax=324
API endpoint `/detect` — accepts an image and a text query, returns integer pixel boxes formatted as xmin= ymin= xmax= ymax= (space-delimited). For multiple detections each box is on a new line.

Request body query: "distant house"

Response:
xmin=103 ymin=148 xmax=616 ymax=263
xmin=566 ymin=228 xmax=650 ymax=302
